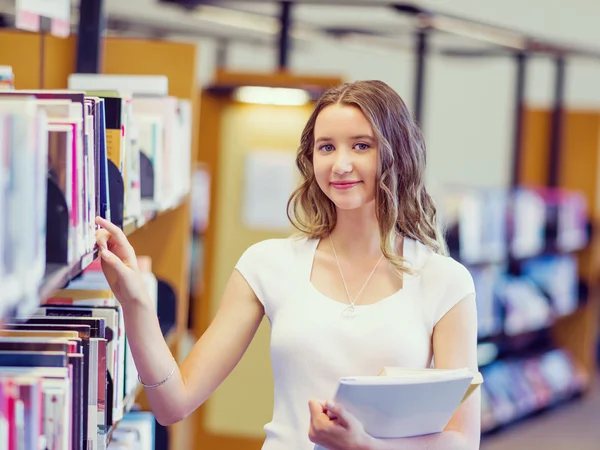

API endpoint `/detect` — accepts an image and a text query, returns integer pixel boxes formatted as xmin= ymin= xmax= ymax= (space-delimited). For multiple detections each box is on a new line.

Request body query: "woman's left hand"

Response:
xmin=308 ymin=399 xmax=372 ymax=450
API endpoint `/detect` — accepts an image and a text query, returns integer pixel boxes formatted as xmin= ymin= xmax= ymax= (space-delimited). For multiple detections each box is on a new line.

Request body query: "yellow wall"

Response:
xmin=204 ymin=102 xmax=313 ymax=437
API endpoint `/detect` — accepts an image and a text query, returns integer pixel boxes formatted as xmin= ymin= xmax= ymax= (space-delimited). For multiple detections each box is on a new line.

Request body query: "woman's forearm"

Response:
xmin=364 ymin=430 xmax=472 ymax=450
xmin=121 ymin=294 xmax=189 ymax=426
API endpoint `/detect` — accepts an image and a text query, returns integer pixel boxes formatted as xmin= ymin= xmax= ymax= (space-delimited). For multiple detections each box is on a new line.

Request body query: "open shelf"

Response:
xmin=105 ymin=383 xmax=144 ymax=447
xmin=39 ymin=249 xmax=99 ymax=303
xmin=124 ymin=196 xmax=189 ymax=237
xmin=31 ymin=196 xmax=191 ymax=317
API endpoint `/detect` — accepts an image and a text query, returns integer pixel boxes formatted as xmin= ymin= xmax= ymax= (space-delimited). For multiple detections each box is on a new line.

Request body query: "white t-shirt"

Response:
xmin=235 ymin=235 xmax=475 ymax=450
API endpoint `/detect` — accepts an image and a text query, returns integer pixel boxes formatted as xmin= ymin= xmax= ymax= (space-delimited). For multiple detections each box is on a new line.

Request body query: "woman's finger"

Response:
xmin=325 ymin=401 xmax=349 ymax=428
xmin=95 ymin=229 xmax=111 ymax=250
xmin=99 ymin=247 xmax=128 ymax=274
xmin=95 ymin=216 xmax=129 ymax=247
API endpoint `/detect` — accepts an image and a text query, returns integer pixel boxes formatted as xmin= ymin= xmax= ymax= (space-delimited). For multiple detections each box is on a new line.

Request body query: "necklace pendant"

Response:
xmin=342 ymin=305 xmax=356 ymax=319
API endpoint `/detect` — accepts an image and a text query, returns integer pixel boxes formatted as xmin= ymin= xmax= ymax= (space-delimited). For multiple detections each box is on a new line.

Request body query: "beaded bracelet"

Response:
xmin=138 ymin=363 xmax=176 ymax=388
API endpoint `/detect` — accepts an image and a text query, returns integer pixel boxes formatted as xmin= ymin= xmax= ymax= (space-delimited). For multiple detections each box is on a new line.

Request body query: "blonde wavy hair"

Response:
xmin=286 ymin=80 xmax=448 ymax=275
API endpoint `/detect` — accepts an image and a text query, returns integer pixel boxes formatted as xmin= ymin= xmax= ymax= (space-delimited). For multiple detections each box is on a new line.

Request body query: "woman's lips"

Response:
xmin=330 ymin=181 xmax=361 ymax=190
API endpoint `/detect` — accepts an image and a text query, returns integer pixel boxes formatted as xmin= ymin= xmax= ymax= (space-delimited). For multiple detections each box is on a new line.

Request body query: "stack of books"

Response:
xmin=0 ymin=257 xmax=159 ymax=450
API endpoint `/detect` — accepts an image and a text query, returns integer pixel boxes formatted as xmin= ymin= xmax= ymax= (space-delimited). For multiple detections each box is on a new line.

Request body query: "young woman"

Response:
xmin=96 ymin=80 xmax=480 ymax=450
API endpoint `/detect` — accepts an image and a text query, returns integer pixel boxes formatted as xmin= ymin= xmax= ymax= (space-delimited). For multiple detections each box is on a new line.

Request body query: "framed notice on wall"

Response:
xmin=15 ymin=0 xmax=71 ymax=37
xmin=241 ymin=151 xmax=297 ymax=231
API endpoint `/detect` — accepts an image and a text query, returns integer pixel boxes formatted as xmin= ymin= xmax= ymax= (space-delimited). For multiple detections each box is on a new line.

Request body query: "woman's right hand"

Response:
xmin=95 ymin=216 xmax=147 ymax=307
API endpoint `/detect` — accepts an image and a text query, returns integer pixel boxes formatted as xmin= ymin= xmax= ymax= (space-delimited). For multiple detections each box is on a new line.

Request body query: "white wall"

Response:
xmin=192 ymin=0 xmax=600 ymax=192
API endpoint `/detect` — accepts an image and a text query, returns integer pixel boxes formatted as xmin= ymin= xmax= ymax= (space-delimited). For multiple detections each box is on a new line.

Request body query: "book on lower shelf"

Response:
xmin=0 ymin=256 xmax=160 ymax=450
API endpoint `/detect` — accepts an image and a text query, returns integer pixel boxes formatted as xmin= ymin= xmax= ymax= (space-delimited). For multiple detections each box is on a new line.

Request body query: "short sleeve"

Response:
xmin=432 ymin=259 xmax=476 ymax=326
xmin=234 ymin=238 xmax=292 ymax=318
xmin=234 ymin=241 xmax=271 ymax=311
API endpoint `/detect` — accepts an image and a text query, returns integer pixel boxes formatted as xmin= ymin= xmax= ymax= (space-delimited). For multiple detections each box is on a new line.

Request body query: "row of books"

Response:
xmin=67 ymin=74 xmax=193 ymax=215
xmin=472 ymin=254 xmax=580 ymax=339
xmin=0 ymin=72 xmax=192 ymax=322
xmin=0 ymin=257 xmax=158 ymax=450
xmin=481 ymin=348 xmax=586 ymax=433
xmin=440 ymin=186 xmax=588 ymax=265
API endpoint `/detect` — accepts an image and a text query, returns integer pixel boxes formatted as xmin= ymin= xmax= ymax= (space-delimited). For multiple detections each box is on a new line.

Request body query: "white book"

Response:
xmin=331 ymin=367 xmax=483 ymax=440
xmin=176 ymin=99 xmax=193 ymax=199
xmin=0 ymin=98 xmax=40 ymax=309
xmin=124 ymin=99 xmax=142 ymax=220
xmin=67 ymin=74 xmax=169 ymax=97
xmin=132 ymin=97 xmax=179 ymax=210
xmin=136 ymin=114 xmax=164 ymax=206
xmin=85 ymin=112 xmax=97 ymax=253
xmin=34 ymin=108 xmax=49 ymax=284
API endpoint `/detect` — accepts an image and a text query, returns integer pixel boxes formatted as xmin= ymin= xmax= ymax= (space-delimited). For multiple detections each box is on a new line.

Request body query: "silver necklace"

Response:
xmin=330 ymin=236 xmax=384 ymax=319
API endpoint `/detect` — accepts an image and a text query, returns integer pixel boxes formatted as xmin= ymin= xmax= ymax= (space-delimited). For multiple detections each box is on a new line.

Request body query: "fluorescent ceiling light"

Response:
xmin=234 ymin=86 xmax=311 ymax=106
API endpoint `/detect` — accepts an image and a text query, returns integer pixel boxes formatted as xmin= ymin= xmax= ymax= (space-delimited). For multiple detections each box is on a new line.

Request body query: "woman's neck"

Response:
xmin=329 ymin=202 xmax=382 ymax=259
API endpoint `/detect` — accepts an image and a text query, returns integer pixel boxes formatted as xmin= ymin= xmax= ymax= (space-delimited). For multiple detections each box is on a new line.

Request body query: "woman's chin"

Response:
xmin=330 ymin=197 xmax=368 ymax=211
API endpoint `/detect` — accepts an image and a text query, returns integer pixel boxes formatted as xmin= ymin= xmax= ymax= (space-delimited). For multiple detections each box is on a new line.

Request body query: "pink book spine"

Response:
xmin=71 ymin=123 xmax=79 ymax=229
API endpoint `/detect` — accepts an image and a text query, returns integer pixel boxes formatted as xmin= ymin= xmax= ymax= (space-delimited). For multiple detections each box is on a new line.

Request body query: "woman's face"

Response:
xmin=312 ymin=104 xmax=378 ymax=211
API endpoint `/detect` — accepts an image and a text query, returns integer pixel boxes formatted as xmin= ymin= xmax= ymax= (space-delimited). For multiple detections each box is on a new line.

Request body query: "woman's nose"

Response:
xmin=332 ymin=150 xmax=352 ymax=174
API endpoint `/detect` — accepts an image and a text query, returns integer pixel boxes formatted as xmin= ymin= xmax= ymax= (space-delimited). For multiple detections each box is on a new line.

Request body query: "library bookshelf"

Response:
xmin=0 ymin=29 xmax=199 ymax=449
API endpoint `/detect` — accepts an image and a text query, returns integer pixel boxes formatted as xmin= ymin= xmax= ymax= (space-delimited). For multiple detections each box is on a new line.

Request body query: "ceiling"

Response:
xmin=0 ymin=0 xmax=598 ymax=60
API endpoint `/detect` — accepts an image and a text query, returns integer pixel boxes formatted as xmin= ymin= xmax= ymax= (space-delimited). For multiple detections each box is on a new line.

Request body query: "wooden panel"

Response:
xmin=519 ymin=108 xmax=551 ymax=186
xmin=552 ymin=297 xmax=599 ymax=382
xmin=192 ymin=91 xmax=223 ymax=329
xmin=128 ymin=202 xmax=191 ymax=337
xmin=553 ymin=110 xmax=600 ymax=379
xmin=0 ymin=31 xmax=76 ymax=90
xmin=193 ymin=92 xmax=262 ymax=448
xmin=559 ymin=111 xmax=600 ymax=219
xmin=103 ymin=37 xmax=198 ymax=100
xmin=0 ymin=29 xmax=42 ymax=89
xmin=42 ymin=34 xmax=77 ymax=89
xmin=522 ymin=106 xmax=600 ymax=380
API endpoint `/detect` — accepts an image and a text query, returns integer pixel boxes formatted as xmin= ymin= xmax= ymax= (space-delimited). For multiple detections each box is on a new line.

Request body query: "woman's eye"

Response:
xmin=355 ymin=143 xmax=370 ymax=151
xmin=319 ymin=144 xmax=334 ymax=152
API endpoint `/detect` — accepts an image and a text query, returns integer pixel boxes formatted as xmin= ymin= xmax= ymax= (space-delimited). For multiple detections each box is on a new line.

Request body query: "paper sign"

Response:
xmin=242 ymin=151 xmax=297 ymax=231
xmin=15 ymin=0 xmax=71 ymax=37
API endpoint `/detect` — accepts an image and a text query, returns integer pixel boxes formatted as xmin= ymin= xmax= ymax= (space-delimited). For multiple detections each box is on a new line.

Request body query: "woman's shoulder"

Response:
xmin=239 ymin=234 xmax=316 ymax=265
xmin=409 ymin=239 xmax=475 ymax=326
xmin=234 ymin=235 xmax=315 ymax=314
xmin=409 ymin=239 xmax=474 ymax=293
